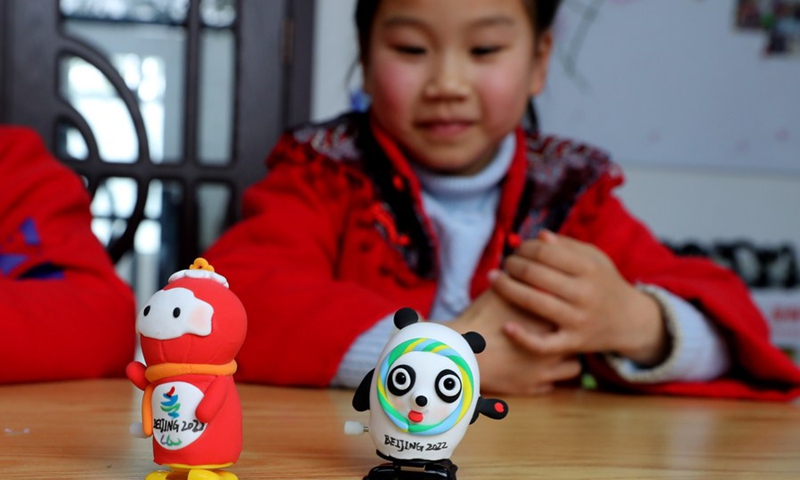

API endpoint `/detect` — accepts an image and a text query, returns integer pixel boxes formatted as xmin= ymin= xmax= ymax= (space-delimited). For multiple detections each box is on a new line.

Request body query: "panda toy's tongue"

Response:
xmin=408 ymin=411 xmax=424 ymax=423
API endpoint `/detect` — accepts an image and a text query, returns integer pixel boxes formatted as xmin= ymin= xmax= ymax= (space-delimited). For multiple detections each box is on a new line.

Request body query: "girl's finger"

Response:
xmin=501 ymin=256 xmax=579 ymax=303
xmin=502 ymin=321 xmax=577 ymax=356
xmin=543 ymin=357 xmax=583 ymax=383
xmin=514 ymin=237 xmax=587 ymax=277
xmin=490 ymin=270 xmax=577 ymax=326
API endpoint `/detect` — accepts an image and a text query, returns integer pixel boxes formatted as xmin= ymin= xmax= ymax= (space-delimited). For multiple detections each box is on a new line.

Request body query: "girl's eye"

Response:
xmin=394 ymin=45 xmax=426 ymax=55
xmin=471 ymin=46 xmax=501 ymax=56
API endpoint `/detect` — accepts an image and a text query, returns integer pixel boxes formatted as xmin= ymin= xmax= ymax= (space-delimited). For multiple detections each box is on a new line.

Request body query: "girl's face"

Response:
xmin=363 ymin=0 xmax=552 ymax=176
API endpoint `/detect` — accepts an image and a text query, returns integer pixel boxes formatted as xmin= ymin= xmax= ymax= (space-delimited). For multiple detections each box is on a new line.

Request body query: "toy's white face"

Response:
xmin=386 ymin=352 xmax=463 ymax=428
xmin=137 ymin=287 xmax=213 ymax=340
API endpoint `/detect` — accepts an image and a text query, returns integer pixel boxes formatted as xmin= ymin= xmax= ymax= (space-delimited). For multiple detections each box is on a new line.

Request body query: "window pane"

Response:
xmin=199 ymin=28 xmax=235 ymax=164
xmin=197 ymin=182 xmax=232 ymax=251
xmin=200 ymin=0 xmax=236 ymax=28
xmin=89 ymin=176 xmax=139 ymax=245
xmin=62 ymin=20 xmax=185 ymax=162
xmin=60 ymin=0 xmax=189 ymax=25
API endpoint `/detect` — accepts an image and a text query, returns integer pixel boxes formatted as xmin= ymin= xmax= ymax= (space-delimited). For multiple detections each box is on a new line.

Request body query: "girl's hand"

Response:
xmin=442 ymin=288 xmax=582 ymax=395
xmin=491 ymin=230 xmax=670 ymax=367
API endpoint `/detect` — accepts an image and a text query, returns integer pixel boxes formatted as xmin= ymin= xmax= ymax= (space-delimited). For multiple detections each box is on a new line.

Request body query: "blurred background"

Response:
xmin=1 ymin=0 xmax=313 ymax=302
xmin=1 ymin=0 xmax=799 ymax=360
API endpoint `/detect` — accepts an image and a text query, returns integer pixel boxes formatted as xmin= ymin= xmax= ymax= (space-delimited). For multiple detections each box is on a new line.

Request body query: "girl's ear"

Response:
xmin=529 ymin=30 xmax=554 ymax=96
xmin=360 ymin=57 xmax=373 ymax=97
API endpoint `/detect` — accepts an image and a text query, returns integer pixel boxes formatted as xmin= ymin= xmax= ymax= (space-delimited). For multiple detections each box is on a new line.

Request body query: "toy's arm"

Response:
xmin=126 ymin=361 xmax=153 ymax=438
xmin=470 ymin=396 xmax=509 ymax=424
xmin=126 ymin=361 xmax=149 ymax=391
xmin=352 ymin=369 xmax=374 ymax=412
xmin=196 ymin=376 xmax=231 ymax=423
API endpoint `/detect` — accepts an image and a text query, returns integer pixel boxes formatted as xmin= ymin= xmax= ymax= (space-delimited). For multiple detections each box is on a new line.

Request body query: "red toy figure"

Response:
xmin=127 ymin=258 xmax=247 ymax=480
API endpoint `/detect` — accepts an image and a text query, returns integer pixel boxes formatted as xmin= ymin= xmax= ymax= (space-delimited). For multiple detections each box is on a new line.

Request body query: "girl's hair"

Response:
xmin=355 ymin=0 xmax=563 ymax=62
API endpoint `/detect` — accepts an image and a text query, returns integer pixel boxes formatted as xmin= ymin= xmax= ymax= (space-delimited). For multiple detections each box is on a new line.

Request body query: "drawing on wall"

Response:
xmin=550 ymin=0 xmax=603 ymax=93
xmin=553 ymin=0 xmax=652 ymax=93
xmin=537 ymin=0 xmax=800 ymax=173
xmin=555 ymin=0 xmax=800 ymax=90
xmin=736 ymin=0 xmax=800 ymax=56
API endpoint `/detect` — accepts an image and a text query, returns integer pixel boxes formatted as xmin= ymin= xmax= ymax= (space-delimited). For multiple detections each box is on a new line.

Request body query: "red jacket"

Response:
xmin=205 ymin=113 xmax=800 ymax=400
xmin=0 ymin=126 xmax=136 ymax=384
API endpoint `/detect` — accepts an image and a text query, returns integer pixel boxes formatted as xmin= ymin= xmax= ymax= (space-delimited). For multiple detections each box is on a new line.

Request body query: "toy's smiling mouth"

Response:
xmin=408 ymin=410 xmax=424 ymax=423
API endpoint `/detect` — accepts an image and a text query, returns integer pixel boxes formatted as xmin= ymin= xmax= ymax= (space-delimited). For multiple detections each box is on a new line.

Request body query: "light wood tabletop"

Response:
xmin=1 ymin=379 xmax=799 ymax=479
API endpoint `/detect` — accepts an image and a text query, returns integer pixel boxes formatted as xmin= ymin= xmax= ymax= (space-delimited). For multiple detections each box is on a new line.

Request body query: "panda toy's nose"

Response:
xmin=415 ymin=395 xmax=428 ymax=407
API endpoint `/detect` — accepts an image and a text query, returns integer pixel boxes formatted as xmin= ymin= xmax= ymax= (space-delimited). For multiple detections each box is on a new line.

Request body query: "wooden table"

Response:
xmin=1 ymin=380 xmax=799 ymax=479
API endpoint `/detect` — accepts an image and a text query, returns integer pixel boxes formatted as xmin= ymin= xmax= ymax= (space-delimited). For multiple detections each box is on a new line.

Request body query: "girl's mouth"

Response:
xmin=417 ymin=121 xmax=471 ymax=138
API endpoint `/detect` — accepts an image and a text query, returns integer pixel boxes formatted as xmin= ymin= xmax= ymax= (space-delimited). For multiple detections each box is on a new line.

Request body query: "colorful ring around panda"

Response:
xmin=376 ymin=337 xmax=474 ymax=436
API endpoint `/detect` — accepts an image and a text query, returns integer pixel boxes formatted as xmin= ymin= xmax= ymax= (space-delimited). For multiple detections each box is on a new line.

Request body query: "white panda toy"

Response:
xmin=345 ymin=308 xmax=508 ymax=480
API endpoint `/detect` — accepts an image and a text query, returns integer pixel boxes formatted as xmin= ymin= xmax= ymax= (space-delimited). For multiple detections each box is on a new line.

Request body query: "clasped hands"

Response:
xmin=444 ymin=230 xmax=668 ymax=395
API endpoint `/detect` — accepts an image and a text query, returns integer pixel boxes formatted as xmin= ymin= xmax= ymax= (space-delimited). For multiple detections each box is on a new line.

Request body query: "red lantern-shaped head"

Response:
xmin=137 ymin=258 xmax=247 ymax=366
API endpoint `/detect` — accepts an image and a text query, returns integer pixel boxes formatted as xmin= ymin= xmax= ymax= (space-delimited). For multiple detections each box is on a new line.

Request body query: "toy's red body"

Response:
xmin=128 ymin=263 xmax=247 ymax=475
xmin=128 ymin=369 xmax=242 ymax=467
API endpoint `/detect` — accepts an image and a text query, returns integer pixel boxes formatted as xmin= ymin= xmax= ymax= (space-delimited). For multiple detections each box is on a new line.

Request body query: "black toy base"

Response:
xmin=364 ymin=459 xmax=458 ymax=480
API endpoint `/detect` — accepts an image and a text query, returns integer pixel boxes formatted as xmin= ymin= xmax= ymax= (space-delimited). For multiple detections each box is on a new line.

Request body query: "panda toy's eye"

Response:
xmin=387 ymin=365 xmax=416 ymax=396
xmin=143 ymin=305 xmax=150 ymax=316
xmin=435 ymin=370 xmax=462 ymax=403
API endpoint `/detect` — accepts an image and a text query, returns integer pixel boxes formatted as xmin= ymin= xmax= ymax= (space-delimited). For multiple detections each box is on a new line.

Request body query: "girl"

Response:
xmin=204 ymin=0 xmax=800 ymax=399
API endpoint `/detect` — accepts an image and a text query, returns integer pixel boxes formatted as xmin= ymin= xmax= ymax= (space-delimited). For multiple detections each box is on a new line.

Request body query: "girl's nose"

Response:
xmin=423 ymin=55 xmax=468 ymax=100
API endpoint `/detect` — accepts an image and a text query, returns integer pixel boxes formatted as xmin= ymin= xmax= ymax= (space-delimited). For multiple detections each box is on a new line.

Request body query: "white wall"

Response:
xmin=618 ymin=166 xmax=800 ymax=247
xmin=539 ymin=1 xmax=800 ymax=174
xmin=311 ymin=0 xmax=800 ymax=252
xmin=312 ymin=0 xmax=359 ymax=123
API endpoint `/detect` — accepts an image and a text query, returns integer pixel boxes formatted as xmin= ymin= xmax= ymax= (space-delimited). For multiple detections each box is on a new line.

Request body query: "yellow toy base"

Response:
xmin=145 ymin=468 xmax=237 ymax=480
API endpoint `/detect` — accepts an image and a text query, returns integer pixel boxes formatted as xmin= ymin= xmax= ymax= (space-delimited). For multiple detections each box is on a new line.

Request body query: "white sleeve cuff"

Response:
xmin=330 ymin=314 xmax=396 ymax=388
xmin=605 ymin=284 xmax=730 ymax=384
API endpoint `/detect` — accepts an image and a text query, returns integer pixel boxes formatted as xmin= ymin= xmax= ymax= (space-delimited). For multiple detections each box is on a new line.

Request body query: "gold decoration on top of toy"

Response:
xmin=169 ymin=257 xmax=229 ymax=288
xmin=189 ymin=257 xmax=215 ymax=272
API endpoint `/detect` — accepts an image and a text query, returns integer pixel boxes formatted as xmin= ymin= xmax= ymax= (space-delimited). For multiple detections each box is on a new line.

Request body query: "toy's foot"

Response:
xmin=145 ymin=471 xmax=178 ymax=480
xmin=365 ymin=459 xmax=458 ymax=480
xmin=187 ymin=469 xmax=237 ymax=480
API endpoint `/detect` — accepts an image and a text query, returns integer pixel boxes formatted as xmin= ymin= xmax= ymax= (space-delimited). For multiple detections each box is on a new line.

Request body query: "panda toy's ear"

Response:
xmin=463 ymin=331 xmax=486 ymax=354
xmin=394 ymin=307 xmax=419 ymax=329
